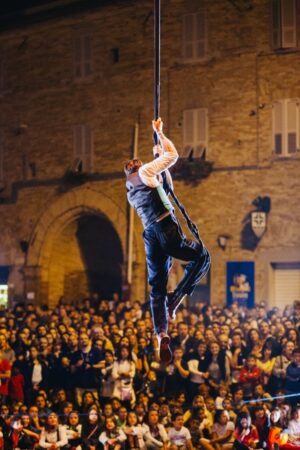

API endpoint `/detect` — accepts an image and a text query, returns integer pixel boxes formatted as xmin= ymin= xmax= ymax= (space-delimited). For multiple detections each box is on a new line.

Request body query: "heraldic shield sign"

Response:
xmin=251 ymin=211 xmax=266 ymax=238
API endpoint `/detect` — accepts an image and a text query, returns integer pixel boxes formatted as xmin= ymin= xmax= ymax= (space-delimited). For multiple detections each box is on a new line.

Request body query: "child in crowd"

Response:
xmin=168 ymin=413 xmax=193 ymax=450
xmin=99 ymin=416 xmax=126 ymax=450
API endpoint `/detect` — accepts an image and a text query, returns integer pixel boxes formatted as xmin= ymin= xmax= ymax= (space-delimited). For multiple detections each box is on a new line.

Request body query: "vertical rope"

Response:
xmin=153 ymin=0 xmax=160 ymax=145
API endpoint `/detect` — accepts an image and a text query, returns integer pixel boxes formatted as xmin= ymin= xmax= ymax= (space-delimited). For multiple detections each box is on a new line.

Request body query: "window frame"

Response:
xmin=72 ymin=124 xmax=94 ymax=173
xmin=272 ymin=98 xmax=300 ymax=157
xmin=182 ymin=108 xmax=209 ymax=159
xmin=72 ymin=29 xmax=93 ymax=81
xmin=182 ymin=9 xmax=207 ymax=62
xmin=271 ymin=0 xmax=297 ymax=50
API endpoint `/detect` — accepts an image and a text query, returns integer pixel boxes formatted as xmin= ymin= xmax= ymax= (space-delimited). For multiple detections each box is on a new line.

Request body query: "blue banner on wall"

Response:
xmin=226 ymin=261 xmax=255 ymax=308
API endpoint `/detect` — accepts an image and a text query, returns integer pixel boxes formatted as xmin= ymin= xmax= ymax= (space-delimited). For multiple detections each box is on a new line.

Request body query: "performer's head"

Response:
xmin=124 ymin=159 xmax=143 ymax=176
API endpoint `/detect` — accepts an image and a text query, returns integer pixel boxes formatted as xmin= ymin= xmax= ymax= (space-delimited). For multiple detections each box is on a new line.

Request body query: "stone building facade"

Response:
xmin=0 ymin=0 xmax=299 ymax=308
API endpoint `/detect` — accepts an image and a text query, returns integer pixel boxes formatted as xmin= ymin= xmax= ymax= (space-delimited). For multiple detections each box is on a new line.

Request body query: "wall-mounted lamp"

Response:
xmin=217 ymin=234 xmax=231 ymax=250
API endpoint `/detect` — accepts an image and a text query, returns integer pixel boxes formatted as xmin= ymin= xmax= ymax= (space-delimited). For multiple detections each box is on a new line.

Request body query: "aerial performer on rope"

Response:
xmin=124 ymin=0 xmax=210 ymax=364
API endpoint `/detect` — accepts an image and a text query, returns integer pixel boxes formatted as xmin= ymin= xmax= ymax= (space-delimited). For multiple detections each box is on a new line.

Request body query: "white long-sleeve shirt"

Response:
xmin=139 ymin=133 xmax=178 ymax=188
xmin=39 ymin=425 xmax=68 ymax=449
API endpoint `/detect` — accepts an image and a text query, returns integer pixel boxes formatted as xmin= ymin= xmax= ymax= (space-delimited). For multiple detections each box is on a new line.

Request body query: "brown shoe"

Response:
xmin=157 ymin=332 xmax=172 ymax=364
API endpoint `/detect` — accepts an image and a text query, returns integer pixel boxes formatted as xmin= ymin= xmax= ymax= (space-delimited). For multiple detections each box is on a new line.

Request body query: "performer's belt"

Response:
xmin=156 ymin=211 xmax=171 ymax=222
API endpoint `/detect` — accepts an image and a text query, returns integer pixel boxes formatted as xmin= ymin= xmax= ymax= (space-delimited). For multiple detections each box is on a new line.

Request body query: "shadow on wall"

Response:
xmin=76 ymin=214 xmax=123 ymax=298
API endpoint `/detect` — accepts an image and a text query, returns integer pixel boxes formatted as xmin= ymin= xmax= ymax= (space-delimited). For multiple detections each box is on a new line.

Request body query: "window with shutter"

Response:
xmin=183 ymin=9 xmax=207 ymax=61
xmin=272 ymin=99 xmax=299 ymax=157
xmin=271 ymin=0 xmax=297 ymax=49
xmin=183 ymin=108 xmax=208 ymax=158
xmin=73 ymin=125 xmax=94 ymax=172
xmin=72 ymin=31 xmax=93 ymax=80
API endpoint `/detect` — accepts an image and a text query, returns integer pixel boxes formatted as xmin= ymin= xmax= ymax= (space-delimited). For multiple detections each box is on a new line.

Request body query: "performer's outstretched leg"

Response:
xmin=154 ymin=215 xmax=211 ymax=319
xmin=143 ymin=225 xmax=172 ymax=363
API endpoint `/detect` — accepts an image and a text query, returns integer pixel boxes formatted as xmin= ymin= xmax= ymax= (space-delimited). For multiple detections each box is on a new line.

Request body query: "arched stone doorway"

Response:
xmin=47 ymin=213 xmax=123 ymax=304
xmin=25 ymin=186 xmax=129 ymax=306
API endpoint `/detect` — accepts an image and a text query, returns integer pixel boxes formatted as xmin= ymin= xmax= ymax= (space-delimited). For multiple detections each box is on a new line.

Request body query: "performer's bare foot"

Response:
xmin=167 ymin=292 xmax=187 ymax=320
xmin=157 ymin=332 xmax=172 ymax=364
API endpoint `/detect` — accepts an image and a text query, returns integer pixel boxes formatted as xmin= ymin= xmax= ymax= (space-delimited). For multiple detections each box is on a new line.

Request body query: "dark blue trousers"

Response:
xmin=143 ymin=214 xmax=211 ymax=335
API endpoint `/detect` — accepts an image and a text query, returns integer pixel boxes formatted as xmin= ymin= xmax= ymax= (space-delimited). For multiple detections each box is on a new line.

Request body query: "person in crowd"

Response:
xmin=100 ymin=349 xmax=115 ymax=403
xmin=144 ymin=410 xmax=169 ymax=449
xmin=285 ymin=347 xmax=300 ymax=406
xmin=112 ymin=346 xmax=136 ymax=407
xmin=232 ymin=412 xmax=259 ymax=450
xmin=168 ymin=413 xmax=194 ymax=450
xmin=0 ymin=349 xmax=12 ymax=403
xmin=200 ymin=409 xmax=234 ymax=450
xmin=281 ymin=405 xmax=300 ymax=450
xmin=239 ymin=354 xmax=261 ymax=399
xmin=267 ymin=407 xmax=289 ymax=450
xmin=38 ymin=411 xmax=68 ymax=449
xmin=187 ymin=340 xmax=209 ymax=402
xmin=206 ymin=342 xmax=230 ymax=395
xmin=4 ymin=415 xmax=35 ymax=450
xmin=252 ymin=405 xmax=269 ymax=449
xmin=165 ymin=347 xmax=189 ymax=397
xmin=269 ymin=340 xmax=295 ymax=394
xmin=256 ymin=342 xmax=276 ymax=387
xmin=20 ymin=413 xmax=41 ymax=445
xmin=123 ymin=410 xmax=146 ymax=449
xmin=64 ymin=410 xmax=82 ymax=449
xmin=81 ymin=408 xmax=102 ymax=450
xmin=99 ymin=416 xmax=127 ymax=450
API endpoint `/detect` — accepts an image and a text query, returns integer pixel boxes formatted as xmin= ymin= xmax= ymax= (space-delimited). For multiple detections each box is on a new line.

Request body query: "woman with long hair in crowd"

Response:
xmin=81 ymin=407 xmax=102 ymax=450
xmin=112 ymin=345 xmax=136 ymax=407
xmin=24 ymin=345 xmax=49 ymax=403
xmin=38 ymin=411 xmax=68 ymax=449
xmin=99 ymin=416 xmax=127 ymax=450
xmin=267 ymin=407 xmax=289 ymax=450
xmin=245 ymin=329 xmax=263 ymax=359
xmin=256 ymin=342 xmax=276 ymax=387
xmin=65 ymin=410 xmax=82 ymax=450
xmin=143 ymin=409 xmax=169 ymax=450
xmin=123 ymin=411 xmax=146 ymax=450
xmin=232 ymin=412 xmax=259 ymax=450
xmin=206 ymin=342 xmax=230 ymax=396
xmin=200 ymin=409 xmax=235 ymax=450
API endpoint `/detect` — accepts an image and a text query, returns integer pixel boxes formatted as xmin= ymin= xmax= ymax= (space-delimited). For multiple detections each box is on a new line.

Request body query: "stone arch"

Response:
xmin=25 ymin=185 xmax=140 ymax=305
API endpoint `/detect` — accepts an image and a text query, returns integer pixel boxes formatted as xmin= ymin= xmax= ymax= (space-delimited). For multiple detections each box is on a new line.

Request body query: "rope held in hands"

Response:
xmin=153 ymin=0 xmax=201 ymax=244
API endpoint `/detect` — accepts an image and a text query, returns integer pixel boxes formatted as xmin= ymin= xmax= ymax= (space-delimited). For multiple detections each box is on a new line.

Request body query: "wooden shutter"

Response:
xmin=83 ymin=125 xmax=93 ymax=172
xmin=73 ymin=31 xmax=92 ymax=79
xmin=281 ymin=0 xmax=297 ymax=48
xmin=271 ymin=0 xmax=282 ymax=49
xmin=183 ymin=109 xmax=208 ymax=158
xmin=73 ymin=125 xmax=93 ymax=172
xmin=183 ymin=110 xmax=195 ymax=156
xmin=272 ymin=101 xmax=283 ymax=155
xmin=183 ymin=14 xmax=195 ymax=59
xmin=286 ymin=99 xmax=298 ymax=154
xmin=196 ymin=9 xmax=206 ymax=59
xmin=73 ymin=125 xmax=83 ymax=158
xmin=195 ymin=108 xmax=208 ymax=157
xmin=273 ymin=264 xmax=300 ymax=309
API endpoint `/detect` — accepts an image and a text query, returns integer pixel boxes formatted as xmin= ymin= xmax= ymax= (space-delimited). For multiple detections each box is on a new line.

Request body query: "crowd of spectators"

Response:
xmin=0 ymin=295 xmax=299 ymax=450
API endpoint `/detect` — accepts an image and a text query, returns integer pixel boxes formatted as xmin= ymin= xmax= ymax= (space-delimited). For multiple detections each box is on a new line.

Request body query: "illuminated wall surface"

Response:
xmin=0 ymin=0 xmax=299 ymax=307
